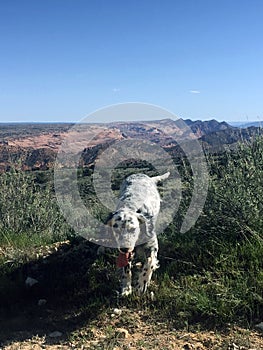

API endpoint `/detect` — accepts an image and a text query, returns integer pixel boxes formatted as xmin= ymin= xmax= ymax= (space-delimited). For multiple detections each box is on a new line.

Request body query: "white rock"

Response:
xmin=228 ymin=343 xmax=239 ymax=350
xmin=25 ymin=277 xmax=39 ymax=287
xmin=38 ymin=299 xmax=47 ymax=306
xmin=48 ymin=331 xmax=63 ymax=338
xmin=113 ymin=308 xmax=122 ymax=316
xmin=255 ymin=322 xmax=263 ymax=331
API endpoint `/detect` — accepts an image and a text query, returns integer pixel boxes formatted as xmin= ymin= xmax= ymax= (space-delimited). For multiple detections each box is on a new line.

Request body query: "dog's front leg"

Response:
xmin=120 ymin=261 xmax=133 ymax=296
xmin=136 ymin=247 xmax=159 ymax=295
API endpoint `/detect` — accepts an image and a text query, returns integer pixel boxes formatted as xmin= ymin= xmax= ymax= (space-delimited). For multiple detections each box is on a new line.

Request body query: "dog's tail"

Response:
xmin=152 ymin=172 xmax=170 ymax=183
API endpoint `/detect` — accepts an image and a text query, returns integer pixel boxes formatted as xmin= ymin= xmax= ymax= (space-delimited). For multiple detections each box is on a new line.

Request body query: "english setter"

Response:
xmin=107 ymin=172 xmax=170 ymax=296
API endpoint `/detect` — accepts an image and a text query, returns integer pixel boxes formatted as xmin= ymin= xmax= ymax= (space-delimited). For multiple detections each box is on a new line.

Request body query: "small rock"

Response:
xmin=255 ymin=322 xmax=263 ymax=332
xmin=115 ymin=328 xmax=129 ymax=339
xmin=228 ymin=343 xmax=239 ymax=350
xmin=113 ymin=308 xmax=122 ymax=316
xmin=97 ymin=246 xmax=105 ymax=255
xmin=25 ymin=276 xmax=39 ymax=287
xmin=48 ymin=331 xmax=63 ymax=338
xmin=38 ymin=299 xmax=47 ymax=306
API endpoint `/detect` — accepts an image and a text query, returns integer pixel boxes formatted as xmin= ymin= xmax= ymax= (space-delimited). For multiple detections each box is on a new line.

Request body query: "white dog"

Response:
xmin=107 ymin=172 xmax=170 ymax=296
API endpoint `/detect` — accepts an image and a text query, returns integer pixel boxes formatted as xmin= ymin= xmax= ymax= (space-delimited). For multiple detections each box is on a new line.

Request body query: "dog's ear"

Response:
xmin=105 ymin=212 xmax=115 ymax=226
xmin=136 ymin=213 xmax=145 ymax=225
xmin=136 ymin=213 xmax=154 ymax=238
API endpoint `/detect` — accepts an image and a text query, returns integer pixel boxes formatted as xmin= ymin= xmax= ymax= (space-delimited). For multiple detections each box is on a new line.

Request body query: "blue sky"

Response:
xmin=0 ymin=0 xmax=263 ymax=123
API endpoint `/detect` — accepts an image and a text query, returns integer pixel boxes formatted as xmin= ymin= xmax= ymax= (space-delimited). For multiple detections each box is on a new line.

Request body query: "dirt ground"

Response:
xmin=2 ymin=313 xmax=263 ymax=350
xmin=1 ymin=240 xmax=263 ymax=350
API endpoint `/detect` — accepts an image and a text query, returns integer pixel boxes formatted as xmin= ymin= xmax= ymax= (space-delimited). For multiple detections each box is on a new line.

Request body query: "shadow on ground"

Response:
xmin=0 ymin=237 xmax=119 ymax=346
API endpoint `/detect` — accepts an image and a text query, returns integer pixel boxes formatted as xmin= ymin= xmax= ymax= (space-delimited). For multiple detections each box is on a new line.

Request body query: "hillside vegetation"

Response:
xmin=1 ymin=135 xmax=263 ymax=348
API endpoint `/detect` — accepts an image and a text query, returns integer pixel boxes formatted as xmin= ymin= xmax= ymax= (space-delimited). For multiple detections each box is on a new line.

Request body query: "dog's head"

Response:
xmin=107 ymin=209 xmax=145 ymax=251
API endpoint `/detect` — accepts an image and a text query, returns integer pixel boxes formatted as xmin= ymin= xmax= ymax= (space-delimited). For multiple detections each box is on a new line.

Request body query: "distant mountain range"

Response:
xmin=229 ymin=121 xmax=263 ymax=128
xmin=0 ymin=119 xmax=262 ymax=171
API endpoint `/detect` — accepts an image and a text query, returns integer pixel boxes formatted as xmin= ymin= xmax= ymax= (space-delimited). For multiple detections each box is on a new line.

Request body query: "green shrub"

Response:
xmin=0 ymin=168 xmax=72 ymax=243
xmin=157 ymin=136 xmax=263 ymax=325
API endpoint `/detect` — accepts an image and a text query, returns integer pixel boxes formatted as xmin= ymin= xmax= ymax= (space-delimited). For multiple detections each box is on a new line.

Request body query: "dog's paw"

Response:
xmin=121 ymin=286 xmax=132 ymax=297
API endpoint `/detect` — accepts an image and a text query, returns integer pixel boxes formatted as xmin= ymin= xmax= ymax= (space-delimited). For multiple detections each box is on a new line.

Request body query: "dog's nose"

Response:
xmin=120 ymin=248 xmax=129 ymax=253
xmin=119 ymin=247 xmax=133 ymax=254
